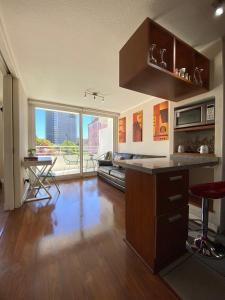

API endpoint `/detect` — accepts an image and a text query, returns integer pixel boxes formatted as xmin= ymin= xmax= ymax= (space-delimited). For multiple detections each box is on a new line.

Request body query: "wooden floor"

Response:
xmin=0 ymin=177 xmax=178 ymax=300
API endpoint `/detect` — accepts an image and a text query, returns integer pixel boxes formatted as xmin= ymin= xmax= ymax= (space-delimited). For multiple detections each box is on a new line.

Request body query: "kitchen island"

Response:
xmin=117 ymin=157 xmax=219 ymax=273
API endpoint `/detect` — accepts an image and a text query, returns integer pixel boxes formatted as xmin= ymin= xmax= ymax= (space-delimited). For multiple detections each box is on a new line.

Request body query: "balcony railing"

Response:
xmin=35 ymin=145 xmax=102 ymax=175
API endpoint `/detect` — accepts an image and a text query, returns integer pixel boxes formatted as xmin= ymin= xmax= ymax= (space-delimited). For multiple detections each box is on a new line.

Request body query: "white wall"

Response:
xmin=13 ymin=78 xmax=28 ymax=207
xmin=118 ymin=98 xmax=170 ymax=156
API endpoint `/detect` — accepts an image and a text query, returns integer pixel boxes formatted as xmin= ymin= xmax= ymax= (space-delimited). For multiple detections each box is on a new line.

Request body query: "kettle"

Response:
xmin=197 ymin=145 xmax=209 ymax=154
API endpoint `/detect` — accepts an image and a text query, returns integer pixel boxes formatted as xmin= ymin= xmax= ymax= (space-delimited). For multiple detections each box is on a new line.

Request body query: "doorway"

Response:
xmin=30 ymin=103 xmax=115 ymax=179
xmin=0 ymin=69 xmax=10 ymax=235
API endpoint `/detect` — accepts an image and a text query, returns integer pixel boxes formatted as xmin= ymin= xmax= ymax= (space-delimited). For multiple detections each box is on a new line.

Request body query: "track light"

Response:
xmin=212 ymin=0 xmax=224 ymax=16
xmin=83 ymin=90 xmax=105 ymax=102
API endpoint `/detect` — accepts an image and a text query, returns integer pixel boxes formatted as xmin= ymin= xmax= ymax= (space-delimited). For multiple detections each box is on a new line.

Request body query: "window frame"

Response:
xmin=28 ymin=100 xmax=118 ymax=179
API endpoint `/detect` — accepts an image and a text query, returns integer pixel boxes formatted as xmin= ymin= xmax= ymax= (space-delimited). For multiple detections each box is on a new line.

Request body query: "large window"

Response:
xmin=33 ymin=105 xmax=115 ymax=176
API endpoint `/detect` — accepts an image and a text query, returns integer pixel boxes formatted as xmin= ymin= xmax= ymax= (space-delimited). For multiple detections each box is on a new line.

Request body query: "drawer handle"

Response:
xmin=168 ymin=194 xmax=183 ymax=202
xmin=169 ymin=175 xmax=183 ymax=182
xmin=168 ymin=214 xmax=182 ymax=223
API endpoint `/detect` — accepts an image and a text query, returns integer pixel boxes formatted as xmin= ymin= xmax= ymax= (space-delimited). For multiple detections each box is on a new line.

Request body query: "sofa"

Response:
xmin=97 ymin=152 xmax=165 ymax=191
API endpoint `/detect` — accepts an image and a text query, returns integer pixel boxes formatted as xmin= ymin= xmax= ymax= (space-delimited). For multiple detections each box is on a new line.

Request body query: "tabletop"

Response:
xmin=22 ymin=156 xmax=53 ymax=167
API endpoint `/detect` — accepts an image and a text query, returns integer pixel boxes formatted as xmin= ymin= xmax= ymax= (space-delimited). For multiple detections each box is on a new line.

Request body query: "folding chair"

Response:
xmin=39 ymin=157 xmax=60 ymax=193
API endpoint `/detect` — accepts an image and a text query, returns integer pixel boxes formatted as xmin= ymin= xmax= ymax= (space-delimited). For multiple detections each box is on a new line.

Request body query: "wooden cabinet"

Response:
xmin=155 ymin=206 xmax=188 ymax=270
xmin=119 ymin=18 xmax=210 ymax=101
xmin=125 ymin=169 xmax=189 ymax=273
xmin=156 ymin=170 xmax=189 ymax=215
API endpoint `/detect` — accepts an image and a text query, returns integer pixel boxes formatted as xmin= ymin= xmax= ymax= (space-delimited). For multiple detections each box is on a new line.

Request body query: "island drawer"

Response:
xmin=155 ymin=206 xmax=189 ymax=271
xmin=156 ymin=170 xmax=189 ymax=215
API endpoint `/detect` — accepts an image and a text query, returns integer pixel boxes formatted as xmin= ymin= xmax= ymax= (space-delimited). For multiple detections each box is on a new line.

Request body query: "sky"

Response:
xmin=35 ymin=108 xmax=95 ymax=140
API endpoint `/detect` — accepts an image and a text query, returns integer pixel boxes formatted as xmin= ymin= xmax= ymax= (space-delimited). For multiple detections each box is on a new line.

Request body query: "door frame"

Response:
xmin=3 ymin=74 xmax=15 ymax=210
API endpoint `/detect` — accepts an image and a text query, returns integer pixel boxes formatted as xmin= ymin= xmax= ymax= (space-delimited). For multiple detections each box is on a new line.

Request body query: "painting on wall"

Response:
xmin=118 ymin=117 xmax=126 ymax=143
xmin=153 ymin=101 xmax=169 ymax=141
xmin=133 ymin=111 xmax=143 ymax=142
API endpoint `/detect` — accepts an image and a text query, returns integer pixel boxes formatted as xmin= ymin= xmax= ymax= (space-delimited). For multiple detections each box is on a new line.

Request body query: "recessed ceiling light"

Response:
xmin=215 ymin=6 xmax=224 ymax=16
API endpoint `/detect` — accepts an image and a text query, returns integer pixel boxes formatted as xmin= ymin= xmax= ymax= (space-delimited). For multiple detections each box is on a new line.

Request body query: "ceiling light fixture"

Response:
xmin=212 ymin=0 xmax=224 ymax=16
xmin=84 ymin=90 xmax=105 ymax=102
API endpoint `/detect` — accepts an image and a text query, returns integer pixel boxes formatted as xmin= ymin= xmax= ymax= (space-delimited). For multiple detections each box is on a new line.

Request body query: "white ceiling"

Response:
xmin=0 ymin=0 xmax=224 ymax=112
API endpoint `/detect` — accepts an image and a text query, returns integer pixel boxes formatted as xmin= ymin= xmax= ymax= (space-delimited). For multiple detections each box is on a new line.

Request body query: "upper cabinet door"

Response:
xmin=119 ymin=18 xmax=210 ymax=102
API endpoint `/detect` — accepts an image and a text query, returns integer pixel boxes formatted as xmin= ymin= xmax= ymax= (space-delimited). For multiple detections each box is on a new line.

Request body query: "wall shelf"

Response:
xmin=173 ymin=153 xmax=216 ymax=157
xmin=174 ymin=124 xmax=215 ymax=132
xmin=119 ymin=18 xmax=210 ymax=101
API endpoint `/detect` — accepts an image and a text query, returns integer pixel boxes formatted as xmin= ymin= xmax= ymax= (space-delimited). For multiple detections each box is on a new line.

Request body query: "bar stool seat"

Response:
xmin=190 ymin=181 xmax=225 ymax=199
xmin=189 ymin=181 xmax=225 ymax=259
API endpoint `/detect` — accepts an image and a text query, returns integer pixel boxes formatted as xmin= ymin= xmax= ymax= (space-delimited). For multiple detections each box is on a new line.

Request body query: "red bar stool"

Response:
xmin=189 ymin=181 xmax=225 ymax=259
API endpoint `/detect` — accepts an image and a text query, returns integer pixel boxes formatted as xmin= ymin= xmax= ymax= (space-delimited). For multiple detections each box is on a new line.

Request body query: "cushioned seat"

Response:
xmin=132 ymin=154 xmax=164 ymax=159
xmin=97 ymin=152 xmax=165 ymax=192
xmin=190 ymin=181 xmax=225 ymax=199
xmin=110 ymin=169 xmax=125 ymax=180
xmin=98 ymin=166 xmax=114 ymax=175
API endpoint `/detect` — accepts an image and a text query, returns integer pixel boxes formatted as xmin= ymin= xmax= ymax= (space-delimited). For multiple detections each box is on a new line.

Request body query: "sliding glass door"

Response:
xmin=35 ymin=107 xmax=80 ymax=176
xmin=82 ymin=114 xmax=113 ymax=173
xmin=33 ymin=105 xmax=115 ymax=177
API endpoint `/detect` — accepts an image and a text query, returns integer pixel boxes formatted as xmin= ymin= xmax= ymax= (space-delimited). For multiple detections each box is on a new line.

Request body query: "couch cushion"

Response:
xmin=98 ymin=166 xmax=114 ymax=175
xmin=132 ymin=154 xmax=151 ymax=159
xmin=113 ymin=152 xmax=133 ymax=160
xmin=113 ymin=152 xmax=133 ymax=167
xmin=98 ymin=159 xmax=113 ymax=167
xmin=110 ymin=169 xmax=125 ymax=180
xmin=132 ymin=154 xmax=166 ymax=159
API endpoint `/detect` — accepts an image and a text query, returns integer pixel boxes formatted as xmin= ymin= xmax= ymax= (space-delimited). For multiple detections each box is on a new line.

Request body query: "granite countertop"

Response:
xmin=116 ymin=156 xmax=219 ymax=175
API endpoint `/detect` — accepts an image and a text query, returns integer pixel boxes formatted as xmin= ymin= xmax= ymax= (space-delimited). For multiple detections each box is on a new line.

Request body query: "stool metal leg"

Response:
xmin=202 ymin=197 xmax=209 ymax=239
xmin=191 ymin=197 xmax=225 ymax=259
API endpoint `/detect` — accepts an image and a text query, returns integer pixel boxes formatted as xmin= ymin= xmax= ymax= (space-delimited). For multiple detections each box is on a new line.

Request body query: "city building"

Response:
xmin=45 ymin=110 xmax=77 ymax=144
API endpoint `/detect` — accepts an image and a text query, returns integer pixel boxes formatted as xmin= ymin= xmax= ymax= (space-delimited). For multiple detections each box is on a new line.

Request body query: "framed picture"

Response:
xmin=153 ymin=101 xmax=169 ymax=141
xmin=133 ymin=111 xmax=143 ymax=142
xmin=119 ymin=117 xmax=126 ymax=143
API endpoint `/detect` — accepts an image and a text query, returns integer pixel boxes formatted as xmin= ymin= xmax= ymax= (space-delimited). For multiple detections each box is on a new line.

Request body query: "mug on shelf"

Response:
xmin=197 ymin=145 xmax=209 ymax=154
xmin=178 ymin=145 xmax=185 ymax=153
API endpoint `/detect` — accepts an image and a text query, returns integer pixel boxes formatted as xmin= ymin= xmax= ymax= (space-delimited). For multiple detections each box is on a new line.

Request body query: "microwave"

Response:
xmin=174 ymin=100 xmax=215 ymax=129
